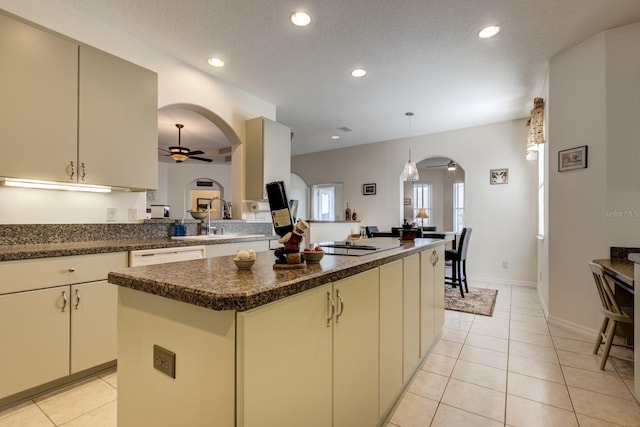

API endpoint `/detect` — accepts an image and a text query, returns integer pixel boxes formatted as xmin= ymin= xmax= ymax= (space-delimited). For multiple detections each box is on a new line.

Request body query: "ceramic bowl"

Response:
xmin=234 ymin=258 xmax=255 ymax=270
xmin=189 ymin=210 xmax=208 ymax=219
xmin=303 ymin=251 xmax=324 ymax=264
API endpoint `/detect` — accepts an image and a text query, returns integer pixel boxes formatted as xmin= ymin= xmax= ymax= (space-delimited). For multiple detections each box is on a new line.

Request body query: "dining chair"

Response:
xmin=588 ymin=262 xmax=634 ymax=370
xmin=445 ymin=227 xmax=472 ymax=298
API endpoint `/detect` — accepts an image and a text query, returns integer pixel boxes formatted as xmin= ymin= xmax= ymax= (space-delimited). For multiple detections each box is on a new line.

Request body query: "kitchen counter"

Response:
xmin=108 ymin=237 xmax=445 ymax=311
xmin=0 ymin=235 xmax=274 ymax=261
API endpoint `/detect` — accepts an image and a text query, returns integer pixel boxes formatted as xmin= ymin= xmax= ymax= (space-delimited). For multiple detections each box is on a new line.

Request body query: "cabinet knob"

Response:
xmin=68 ymin=267 xmax=76 ymax=273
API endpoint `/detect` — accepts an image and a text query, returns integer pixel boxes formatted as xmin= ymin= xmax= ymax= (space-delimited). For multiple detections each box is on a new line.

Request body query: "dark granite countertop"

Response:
xmin=108 ymin=237 xmax=445 ymax=312
xmin=593 ymin=258 xmax=635 ymax=291
xmin=0 ymin=235 xmax=275 ymax=261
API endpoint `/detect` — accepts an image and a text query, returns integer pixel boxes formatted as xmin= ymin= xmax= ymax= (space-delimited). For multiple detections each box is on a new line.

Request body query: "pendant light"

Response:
xmin=401 ymin=112 xmax=419 ymax=181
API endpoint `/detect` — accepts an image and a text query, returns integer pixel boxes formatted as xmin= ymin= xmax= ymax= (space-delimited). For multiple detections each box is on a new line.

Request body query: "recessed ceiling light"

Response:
xmin=290 ymin=12 xmax=311 ymax=26
xmin=207 ymin=57 xmax=225 ymax=67
xmin=478 ymin=25 xmax=500 ymax=39
xmin=331 ymin=135 xmax=340 ymax=140
xmin=351 ymin=68 xmax=367 ymax=78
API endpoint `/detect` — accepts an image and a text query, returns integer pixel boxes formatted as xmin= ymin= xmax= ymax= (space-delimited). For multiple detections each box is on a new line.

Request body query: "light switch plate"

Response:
xmin=153 ymin=345 xmax=176 ymax=378
xmin=106 ymin=208 xmax=117 ymax=221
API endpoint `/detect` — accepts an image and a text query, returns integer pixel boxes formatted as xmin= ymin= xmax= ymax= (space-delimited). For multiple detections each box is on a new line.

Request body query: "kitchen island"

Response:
xmin=108 ymin=237 xmax=447 ymax=427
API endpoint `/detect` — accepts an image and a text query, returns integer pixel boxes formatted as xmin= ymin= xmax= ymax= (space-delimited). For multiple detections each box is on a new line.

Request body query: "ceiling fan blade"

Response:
xmin=189 ymin=156 xmax=214 ymax=162
xmin=158 ymin=147 xmax=171 ymax=153
xmin=187 ymin=150 xmax=205 ymax=156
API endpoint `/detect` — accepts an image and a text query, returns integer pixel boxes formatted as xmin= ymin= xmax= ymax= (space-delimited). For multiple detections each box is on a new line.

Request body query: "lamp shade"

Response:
xmin=401 ymin=158 xmax=419 ymax=181
xmin=415 ymin=208 xmax=428 ymax=219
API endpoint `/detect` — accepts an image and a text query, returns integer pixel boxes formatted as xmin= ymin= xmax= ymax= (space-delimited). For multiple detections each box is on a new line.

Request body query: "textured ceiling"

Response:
xmin=56 ymin=0 xmax=640 ymax=157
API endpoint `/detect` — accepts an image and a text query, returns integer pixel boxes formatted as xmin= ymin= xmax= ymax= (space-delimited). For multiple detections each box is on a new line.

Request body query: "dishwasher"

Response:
xmin=129 ymin=245 xmax=206 ymax=266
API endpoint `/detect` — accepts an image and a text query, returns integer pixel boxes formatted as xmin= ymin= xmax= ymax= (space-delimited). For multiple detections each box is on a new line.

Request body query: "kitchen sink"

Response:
xmin=171 ymin=234 xmax=265 ymax=241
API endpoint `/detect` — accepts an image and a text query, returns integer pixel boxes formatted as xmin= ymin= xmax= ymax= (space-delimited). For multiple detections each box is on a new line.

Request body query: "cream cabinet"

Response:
xmin=245 ymin=117 xmax=291 ymax=200
xmin=0 ymin=252 xmax=127 ymax=400
xmin=0 ymin=12 xmax=78 ymax=183
xmin=403 ymin=254 xmax=421 ymax=383
xmin=0 ymin=12 xmax=158 ymax=190
xmin=204 ymin=240 xmax=270 ymax=258
xmin=237 ymin=268 xmax=380 ymax=427
xmin=379 ymin=260 xmax=404 ymax=418
xmin=420 ymin=246 xmax=445 ymax=357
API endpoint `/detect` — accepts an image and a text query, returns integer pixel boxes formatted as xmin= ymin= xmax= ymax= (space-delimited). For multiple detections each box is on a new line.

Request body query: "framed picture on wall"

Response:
xmin=363 ymin=183 xmax=376 ymax=195
xmin=403 ymin=198 xmax=411 ymax=205
xmin=558 ymin=145 xmax=588 ymax=172
xmin=490 ymin=168 xmax=509 ymax=185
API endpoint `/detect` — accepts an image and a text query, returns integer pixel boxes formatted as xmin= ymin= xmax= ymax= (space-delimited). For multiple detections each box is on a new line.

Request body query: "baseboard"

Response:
xmin=546 ymin=314 xmax=597 ymax=340
xmin=469 ymin=276 xmax=537 ymax=288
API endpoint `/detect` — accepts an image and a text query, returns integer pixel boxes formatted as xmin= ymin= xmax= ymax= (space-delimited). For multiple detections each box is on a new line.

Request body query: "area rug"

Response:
xmin=445 ymin=284 xmax=498 ymax=316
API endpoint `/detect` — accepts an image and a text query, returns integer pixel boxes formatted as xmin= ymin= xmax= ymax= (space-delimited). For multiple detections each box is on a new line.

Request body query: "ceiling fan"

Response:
xmin=423 ymin=160 xmax=457 ymax=171
xmin=159 ymin=123 xmax=213 ymax=163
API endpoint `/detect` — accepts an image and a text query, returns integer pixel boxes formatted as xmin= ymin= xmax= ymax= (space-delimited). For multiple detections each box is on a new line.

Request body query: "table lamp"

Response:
xmin=416 ymin=209 xmax=428 ymax=229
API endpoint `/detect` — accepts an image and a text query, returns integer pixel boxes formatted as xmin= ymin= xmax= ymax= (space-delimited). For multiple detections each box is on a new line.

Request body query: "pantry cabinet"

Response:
xmin=236 ymin=268 xmax=380 ymax=427
xmin=420 ymin=246 xmax=445 ymax=357
xmin=379 ymin=260 xmax=404 ymax=417
xmin=0 ymin=252 xmax=127 ymax=400
xmin=0 ymin=12 xmax=158 ymax=190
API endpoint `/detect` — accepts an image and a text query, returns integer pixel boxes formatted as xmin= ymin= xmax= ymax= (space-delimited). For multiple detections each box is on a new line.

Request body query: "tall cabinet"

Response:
xmin=0 ymin=12 xmax=158 ymax=190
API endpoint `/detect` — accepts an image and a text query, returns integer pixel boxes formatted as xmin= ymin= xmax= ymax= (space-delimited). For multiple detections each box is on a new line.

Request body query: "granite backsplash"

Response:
xmin=0 ymin=220 xmax=274 ymax=245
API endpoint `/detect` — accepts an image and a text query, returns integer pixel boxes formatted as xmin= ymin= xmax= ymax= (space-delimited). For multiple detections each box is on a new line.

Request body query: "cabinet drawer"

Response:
xmin=0 ymin=252 xmax=127 ymax=295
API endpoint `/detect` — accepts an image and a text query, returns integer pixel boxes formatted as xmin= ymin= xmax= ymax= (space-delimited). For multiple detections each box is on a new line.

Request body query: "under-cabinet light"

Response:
xmin=0 ymin=178 xmax=111 ymax=193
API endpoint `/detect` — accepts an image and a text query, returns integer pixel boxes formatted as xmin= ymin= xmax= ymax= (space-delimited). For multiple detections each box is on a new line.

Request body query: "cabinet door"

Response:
xmin=0 ymin=286 xmax=70 ymax=399
xmin=420 ymin=250 xmax=436 ymax=357
xmin=433 ymin=246 xmax=446 ymax=334
xmin=403 ymin=254 xmax=421 ymax=383
xmin=333 ymin=269 xmax=379 ymax=427
xmin=0 ymin=13 xmax=78 ymax=182
xmin=379 ymin=260 xmax=404 ymax=417
xmin=70 ymin=281 xmax=117 ymax=373
xmin=237 ymin=284 xmax=332 ymax=427
xmin=78 ymin=45 xmax=158 ymax=189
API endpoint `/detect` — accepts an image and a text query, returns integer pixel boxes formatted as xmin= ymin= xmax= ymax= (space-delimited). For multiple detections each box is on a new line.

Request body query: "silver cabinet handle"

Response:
xmin=68 ymin=161 xmax=75 ymax=179
xmin=74 ymin=289 xmax=80 ymax=310
xmin=336 ymin=289 xmax=344 ymax=323
xmin=80 ymin=162 xmax=86 ymax=181
xmin=61 ymin=290 xmax=68 ymax=312
xmin=327 ymin=291 xmax=335 ymax=327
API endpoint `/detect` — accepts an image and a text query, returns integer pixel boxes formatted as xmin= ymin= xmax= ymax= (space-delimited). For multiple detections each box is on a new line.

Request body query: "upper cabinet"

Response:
xmin=245 ymin=117 xmax=291 ymax=200
xmin=0 ymin=12 xmax=158 ymax=190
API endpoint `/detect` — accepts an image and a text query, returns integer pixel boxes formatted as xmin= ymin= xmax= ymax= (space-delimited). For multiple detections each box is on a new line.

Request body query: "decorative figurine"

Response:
xmin=274 ymin=219 xmax=309 ymax=265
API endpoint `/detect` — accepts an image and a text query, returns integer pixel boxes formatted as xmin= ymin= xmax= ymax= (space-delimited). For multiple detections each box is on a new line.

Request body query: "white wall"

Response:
xmin=292 ymin=119 xmax=538 ymax=284
xmin=548 ymin=22 xmax=640 ymax=331
xmin=0 ymin=1 xmax=274 ymax=224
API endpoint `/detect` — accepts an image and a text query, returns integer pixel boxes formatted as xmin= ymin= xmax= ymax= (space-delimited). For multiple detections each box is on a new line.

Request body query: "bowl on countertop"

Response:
xmin=188 ymin=210 xmax=209 ymax=219
xmin=303 ymin=251 xmax=324 ymax=264
xmin=233 ymin=258 xmax=255 ymax=270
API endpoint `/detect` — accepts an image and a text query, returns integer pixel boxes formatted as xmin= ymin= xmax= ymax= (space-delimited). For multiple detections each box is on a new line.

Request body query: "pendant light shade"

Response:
xmin=401 ymin=150 xmax=419 ymax=181
xmin=401 ymin=112 xmax=419 ymax=182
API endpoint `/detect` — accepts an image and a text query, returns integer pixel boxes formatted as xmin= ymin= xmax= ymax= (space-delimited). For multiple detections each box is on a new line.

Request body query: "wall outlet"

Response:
xmin=128 ymin=208 xmax=137 ymax=221
xmin=153 ymin=345 xmax=176 ymax=378
xmin=502 ymin=261 xmax=508 ymax=269
xmin=106 ymin=208 xmax=117 ymax=221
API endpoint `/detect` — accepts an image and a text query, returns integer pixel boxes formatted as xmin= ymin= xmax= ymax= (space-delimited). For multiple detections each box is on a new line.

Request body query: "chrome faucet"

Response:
xmin=211 ymin=196 xmax=232 ymax=220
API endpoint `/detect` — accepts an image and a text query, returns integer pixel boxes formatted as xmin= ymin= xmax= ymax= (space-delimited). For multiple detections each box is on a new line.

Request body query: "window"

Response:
xmin=453 ymin=182 xmax=465 ymax=233
xmin=413 ymin=183 xmax=432 ymax=225
xmin=537 ymin=143 xmax=545 ymax=237
xmin=311 ymin=183 xmax=344 ymax=221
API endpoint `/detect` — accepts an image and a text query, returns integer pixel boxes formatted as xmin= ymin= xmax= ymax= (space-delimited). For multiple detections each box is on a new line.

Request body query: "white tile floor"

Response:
xmin=387 ymin=283 xmax=639 ymax=427
xmin=0 ymin=283 xmax=637 ymax=426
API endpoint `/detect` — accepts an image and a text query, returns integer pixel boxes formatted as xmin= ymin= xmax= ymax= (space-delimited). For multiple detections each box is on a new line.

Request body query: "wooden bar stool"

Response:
xmin=588 ymin=262 xmax=634 ymax=370
xmin=445 ymin=228 xmax=472 ymax=298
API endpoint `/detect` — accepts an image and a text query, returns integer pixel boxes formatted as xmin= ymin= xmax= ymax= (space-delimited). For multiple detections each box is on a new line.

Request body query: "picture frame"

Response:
xmin=558 ymin=145 xmax=588 ymax=172
xmin=403 ymin=198 xmax=412 ymax=205
xmin=490 ymin=168 xmax=509 ymax=185
xmin=363 ymin=183 xmax=376 ymax=195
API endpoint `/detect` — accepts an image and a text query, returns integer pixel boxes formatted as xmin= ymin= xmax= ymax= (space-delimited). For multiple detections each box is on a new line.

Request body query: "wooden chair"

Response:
xmin=588 ymin=262 xmax=634 ymax=370
xmin=445 ymin=228 xmax=472 ymax=298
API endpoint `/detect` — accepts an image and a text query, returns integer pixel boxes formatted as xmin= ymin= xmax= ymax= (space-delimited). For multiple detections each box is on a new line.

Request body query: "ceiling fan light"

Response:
xmin=447 ymin=160 xmax=457 ymax=171
xmin=171 ymin=153 xmax=188 ymax=162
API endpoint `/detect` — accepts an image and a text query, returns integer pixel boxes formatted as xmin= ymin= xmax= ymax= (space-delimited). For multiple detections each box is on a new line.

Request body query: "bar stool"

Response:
xmin=588 ymin=262 xmax=634 ymax=370
xmin=445 ymin=228 xmax=472 ymax=298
